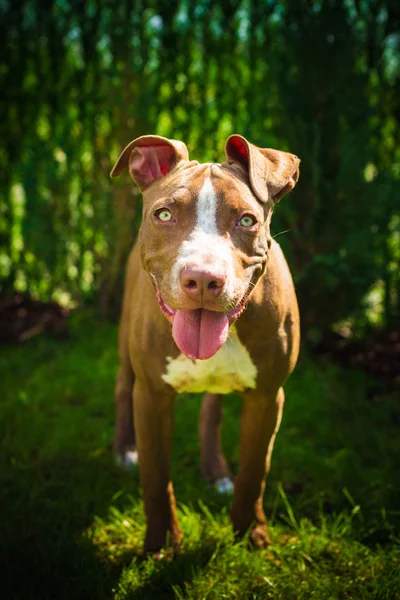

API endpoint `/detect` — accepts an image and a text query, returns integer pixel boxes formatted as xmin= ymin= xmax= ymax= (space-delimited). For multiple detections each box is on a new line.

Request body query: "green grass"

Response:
xmin=0 ymin=311 xmax=399 ymax=599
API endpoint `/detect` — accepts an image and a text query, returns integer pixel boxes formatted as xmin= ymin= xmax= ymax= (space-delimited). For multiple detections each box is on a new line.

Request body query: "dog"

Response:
xmin=110 ymin=134 xmax=300 ymax=553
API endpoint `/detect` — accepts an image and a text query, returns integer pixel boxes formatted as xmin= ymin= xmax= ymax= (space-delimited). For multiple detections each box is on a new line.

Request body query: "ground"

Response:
xmin=1 ymin=311 xmax=399 ymax=599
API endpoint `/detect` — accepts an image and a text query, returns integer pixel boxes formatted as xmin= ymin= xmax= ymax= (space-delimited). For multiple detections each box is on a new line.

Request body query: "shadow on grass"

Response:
xmin=1 ymin=453 xmax=129 ymax=600
xmin=124 ymin=546 xmax=218 ymax=600
xmin=0 ymin=448 xmax=226 ymax=600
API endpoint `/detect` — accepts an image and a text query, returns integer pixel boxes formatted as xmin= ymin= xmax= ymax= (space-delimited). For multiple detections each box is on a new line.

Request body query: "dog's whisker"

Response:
xmin=272 ymin=229 xmax=291 ymax=239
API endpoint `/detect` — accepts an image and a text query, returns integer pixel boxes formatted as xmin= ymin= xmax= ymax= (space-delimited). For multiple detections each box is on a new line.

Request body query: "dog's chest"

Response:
xmin=162 ymin=328 xmax=257 ymax=394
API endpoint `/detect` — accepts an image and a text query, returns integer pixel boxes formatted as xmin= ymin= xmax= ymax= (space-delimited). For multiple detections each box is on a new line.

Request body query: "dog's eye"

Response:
xmin=238 ymin=214 xmax=256 ymax=228
xmin=155 ymin=208 xmax=173 ymax=222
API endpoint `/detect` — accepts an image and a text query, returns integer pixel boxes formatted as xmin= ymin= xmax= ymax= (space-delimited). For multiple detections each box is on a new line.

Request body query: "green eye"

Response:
xmin=238 ymin=214 xmax=256 ymax=228
xmin=156 ymin=209 xmax=173 ymax=222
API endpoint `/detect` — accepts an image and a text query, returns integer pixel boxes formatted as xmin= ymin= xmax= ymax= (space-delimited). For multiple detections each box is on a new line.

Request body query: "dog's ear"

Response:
xmin=224 ymin=135 xmax=300 ymax=203
xmin=110 ymin=135 xmax=189 ymax=189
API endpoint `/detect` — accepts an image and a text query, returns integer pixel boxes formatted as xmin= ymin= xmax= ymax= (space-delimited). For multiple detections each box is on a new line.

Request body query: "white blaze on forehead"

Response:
xmin=196 ymin=177 xmax=218 ymax=234
xmin=170 ymin=173 xmax=244 ymax=301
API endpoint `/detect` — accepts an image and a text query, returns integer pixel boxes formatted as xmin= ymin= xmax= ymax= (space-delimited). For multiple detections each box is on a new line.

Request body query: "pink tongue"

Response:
xmin=172 ymin=309 xmax=229 ymax=360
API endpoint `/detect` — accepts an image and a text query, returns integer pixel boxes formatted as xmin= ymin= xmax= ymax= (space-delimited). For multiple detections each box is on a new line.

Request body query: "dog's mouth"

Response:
xmin=156 ymin=288 xmax=251 ymax=361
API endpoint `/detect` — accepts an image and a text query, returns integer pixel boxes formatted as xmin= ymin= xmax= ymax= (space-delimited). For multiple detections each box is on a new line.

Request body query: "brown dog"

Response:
xmin=110 ymin=134 xmax=300 ymax=553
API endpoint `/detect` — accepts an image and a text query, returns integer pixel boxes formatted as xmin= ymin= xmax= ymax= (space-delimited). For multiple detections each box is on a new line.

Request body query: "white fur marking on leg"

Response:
xmin=215 ymin=477 xmax=234 ymax=494
xmin=115 ymin=450 xmax=139 ymax=469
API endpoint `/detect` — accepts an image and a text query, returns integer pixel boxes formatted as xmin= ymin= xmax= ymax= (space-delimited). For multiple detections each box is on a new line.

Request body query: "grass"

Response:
xmin=0 ymin=311 xmax=399 ymax=599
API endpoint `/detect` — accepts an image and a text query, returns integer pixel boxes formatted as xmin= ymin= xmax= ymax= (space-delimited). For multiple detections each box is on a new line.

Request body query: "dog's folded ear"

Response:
xmin=110 ymin=135 xmax=189 ymax=189
xmin=224 ymin=135 xmax=300 ymax=204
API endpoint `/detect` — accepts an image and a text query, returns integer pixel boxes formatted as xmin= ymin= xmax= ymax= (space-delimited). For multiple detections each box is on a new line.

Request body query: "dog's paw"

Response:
xmin=115 ymin=449 xmax=139 ymax=469
xmin=249 ymin=523 xmax=270 ymax=548
xmin=215 ymin=477 xmax=234 ymax=494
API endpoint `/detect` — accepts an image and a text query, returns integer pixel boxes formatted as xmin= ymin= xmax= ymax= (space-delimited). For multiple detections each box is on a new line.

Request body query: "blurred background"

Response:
xmin=1 ymin=0 xmax=399 ymax=340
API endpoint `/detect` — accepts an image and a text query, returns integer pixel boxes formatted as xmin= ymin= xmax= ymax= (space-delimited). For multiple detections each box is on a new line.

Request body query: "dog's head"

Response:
xmin=111 ymin=135 xmax=300 ymax=360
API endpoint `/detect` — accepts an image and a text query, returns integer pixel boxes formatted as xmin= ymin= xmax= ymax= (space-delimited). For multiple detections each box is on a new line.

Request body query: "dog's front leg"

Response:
xmin=133 ymin=378 xmax=181 ymax=553
xmin=230 ymin=387 xmax=285 ymax=547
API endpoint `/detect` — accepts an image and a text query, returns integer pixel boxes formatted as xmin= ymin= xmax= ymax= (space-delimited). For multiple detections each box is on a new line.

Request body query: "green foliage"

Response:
xmin=0 ymin=312 xmax=399 ymax=598
xmin=0 ymin=1 xmax=399 ymax=330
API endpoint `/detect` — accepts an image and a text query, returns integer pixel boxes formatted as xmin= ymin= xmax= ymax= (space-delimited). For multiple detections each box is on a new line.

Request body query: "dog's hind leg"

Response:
xmin=199 ymin=393 xmax=233 ymax=494
xmin=114 ymin=253 xmax=137 ymax=468
xmin=114 ymin=354 xmax=137 ymax=468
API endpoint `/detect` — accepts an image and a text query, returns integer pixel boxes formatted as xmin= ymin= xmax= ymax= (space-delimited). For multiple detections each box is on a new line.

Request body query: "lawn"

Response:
xmin=1 ymin=311 xmax=399 ymax=599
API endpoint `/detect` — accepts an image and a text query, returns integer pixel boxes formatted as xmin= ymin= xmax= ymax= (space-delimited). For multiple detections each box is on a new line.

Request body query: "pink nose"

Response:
xmin=180 ymin=267 xmax=227 ymax=302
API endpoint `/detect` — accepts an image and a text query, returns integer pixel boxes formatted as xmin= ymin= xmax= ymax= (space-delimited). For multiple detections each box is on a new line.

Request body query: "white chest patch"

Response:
xmin=162 ymin=328 xmax=257 ymax=394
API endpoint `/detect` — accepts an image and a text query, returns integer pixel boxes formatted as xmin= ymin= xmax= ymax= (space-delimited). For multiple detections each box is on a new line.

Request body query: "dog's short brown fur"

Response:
xmin=111 ymin=134 xmax=300 ymax=553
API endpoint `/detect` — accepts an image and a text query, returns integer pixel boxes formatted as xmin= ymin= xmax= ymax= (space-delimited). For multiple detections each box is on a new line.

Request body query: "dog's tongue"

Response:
xmin=172 ymin=309 xmax=229 ymax=360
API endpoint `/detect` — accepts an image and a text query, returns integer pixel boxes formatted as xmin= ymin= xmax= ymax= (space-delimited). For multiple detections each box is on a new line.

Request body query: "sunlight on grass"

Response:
xmin=84 ymin=493 xmax=399 ymax=599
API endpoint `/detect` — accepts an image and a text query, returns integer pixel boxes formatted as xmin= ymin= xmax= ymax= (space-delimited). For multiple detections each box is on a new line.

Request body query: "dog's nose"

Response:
xmin=180 ymin=267 xmax=226 ymax=301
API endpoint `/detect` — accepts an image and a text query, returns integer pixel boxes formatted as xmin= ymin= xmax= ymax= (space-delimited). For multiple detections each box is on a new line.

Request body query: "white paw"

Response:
xmin=215 ymin=477 xmax=234 ymax=494
xmin=115 ymin=450 xmax=139 ymax=469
